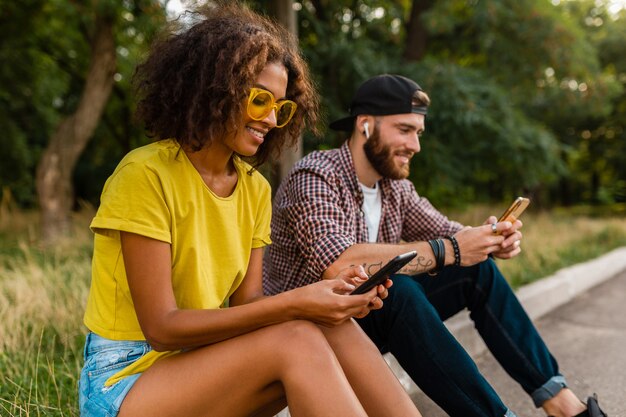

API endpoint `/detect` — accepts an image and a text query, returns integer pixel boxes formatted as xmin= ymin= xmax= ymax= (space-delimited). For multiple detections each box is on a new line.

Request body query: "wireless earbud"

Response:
xmin=363 ymin=121 xmax=370 ymax=139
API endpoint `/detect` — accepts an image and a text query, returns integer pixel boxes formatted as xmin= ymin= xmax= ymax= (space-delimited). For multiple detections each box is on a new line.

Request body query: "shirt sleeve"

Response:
xmin=252 ymin=177 xmax=272 ymax=248
xmin=90 ymin=161 xmax=172 ymax=243
xmin=399 ymin=180 xmax=464 ymax=241
xmin=281 ymin=168 xmax=356 ymax=280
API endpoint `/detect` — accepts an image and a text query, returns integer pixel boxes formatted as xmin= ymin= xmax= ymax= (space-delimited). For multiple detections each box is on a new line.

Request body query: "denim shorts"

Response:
xmin=79 ymin=332 xmax=151 ymax=417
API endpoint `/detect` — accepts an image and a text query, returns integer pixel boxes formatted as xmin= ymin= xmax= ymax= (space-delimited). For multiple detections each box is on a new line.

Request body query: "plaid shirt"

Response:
xmin=263 ymin=142 xmax=463 ymax=295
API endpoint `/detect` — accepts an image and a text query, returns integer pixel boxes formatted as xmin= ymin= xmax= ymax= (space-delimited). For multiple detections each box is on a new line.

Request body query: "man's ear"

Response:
xmin=355 ymin=116 xmax=371 ymax=139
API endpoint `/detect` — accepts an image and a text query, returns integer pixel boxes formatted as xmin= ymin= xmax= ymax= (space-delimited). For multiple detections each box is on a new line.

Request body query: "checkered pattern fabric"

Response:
xmin=263 ymin=142 xmax=463 ymax=295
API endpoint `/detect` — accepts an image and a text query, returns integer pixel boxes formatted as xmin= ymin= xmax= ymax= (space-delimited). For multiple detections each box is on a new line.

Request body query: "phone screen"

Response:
xmin=350 ymin=251 xmax=417 ymax=295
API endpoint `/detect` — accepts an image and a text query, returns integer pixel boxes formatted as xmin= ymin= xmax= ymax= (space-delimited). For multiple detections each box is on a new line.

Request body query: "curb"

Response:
xmin=386 ymin=246 xmax=626 ymax=394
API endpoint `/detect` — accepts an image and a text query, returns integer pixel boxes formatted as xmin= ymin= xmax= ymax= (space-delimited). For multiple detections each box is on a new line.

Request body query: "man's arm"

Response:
xmin=322 ymin=241 xmax=442 ymax=280
xmin=322 ymin=223 xmax=510 ymax=280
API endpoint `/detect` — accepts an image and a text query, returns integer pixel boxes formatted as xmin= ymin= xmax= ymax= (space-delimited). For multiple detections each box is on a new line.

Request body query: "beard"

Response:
xmin=363 ymin=127 xmax=411 ymax=180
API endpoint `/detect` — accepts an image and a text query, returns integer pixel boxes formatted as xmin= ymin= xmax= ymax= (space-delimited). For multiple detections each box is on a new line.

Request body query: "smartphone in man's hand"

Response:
xmin=498 ymin=197 xmax=530 ymax=224
xmin=350 ymin=251 xmax=417 ymax=295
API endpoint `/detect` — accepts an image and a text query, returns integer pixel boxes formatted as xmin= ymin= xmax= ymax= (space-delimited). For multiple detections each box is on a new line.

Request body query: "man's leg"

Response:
xmin=433 ymin=259 xmax=598 ymax=416
xmin=357 ymin=272 xmax=512 ymax=417
xmin=422 ymin=259 xmax=564 ymax=406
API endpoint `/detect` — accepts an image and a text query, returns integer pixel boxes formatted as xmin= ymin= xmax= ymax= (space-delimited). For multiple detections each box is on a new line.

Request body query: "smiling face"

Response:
xmin=226 ymin=62 xmax=289 ymax=157
xmin=363 ymin=113 xmax=425 ymax=179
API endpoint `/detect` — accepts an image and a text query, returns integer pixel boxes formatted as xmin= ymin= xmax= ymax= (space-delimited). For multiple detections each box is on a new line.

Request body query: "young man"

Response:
xmin=264 ymin=74 xmax=606 ymax=417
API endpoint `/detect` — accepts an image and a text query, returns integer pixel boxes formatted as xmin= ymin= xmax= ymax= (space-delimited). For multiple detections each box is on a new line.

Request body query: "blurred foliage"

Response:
xmin=0 ymin=0 xmax=166 ymax=206
xmin=0 ymin=0 xmax=624 ymax=209
xmin=406 ymin=61 xmax=565 ymax=207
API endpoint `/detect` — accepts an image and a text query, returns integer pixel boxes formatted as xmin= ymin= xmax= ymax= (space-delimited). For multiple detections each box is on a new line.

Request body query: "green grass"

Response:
xmin=0 ymin=210 xmax=91 ymax=417
xmin=1 ymin=206 xmax=625 ymax=416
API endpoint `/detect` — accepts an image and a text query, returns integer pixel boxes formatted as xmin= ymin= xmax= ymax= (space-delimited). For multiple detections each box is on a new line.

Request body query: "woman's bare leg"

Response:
xmin=320 ymin=319 xmax=423 ymax=417
xmin=118 ymin=320 xmax=367 ymax=417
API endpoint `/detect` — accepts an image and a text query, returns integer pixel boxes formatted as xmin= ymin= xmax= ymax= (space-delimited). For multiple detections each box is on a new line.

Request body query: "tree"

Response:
xmin=11 ymin=0 xmax=167 ymax=244
xmin=403 ymin=0 xmax=434 ymax=61
xmin=264 ymin=0 xmax=303 ymax=186
xmin=36 ymin=7 xmax=116 ymax=243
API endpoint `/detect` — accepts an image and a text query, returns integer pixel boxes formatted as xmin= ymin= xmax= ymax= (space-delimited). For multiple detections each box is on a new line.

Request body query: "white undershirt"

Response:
xmin=359 ymin=182 xmax=382 ymax=243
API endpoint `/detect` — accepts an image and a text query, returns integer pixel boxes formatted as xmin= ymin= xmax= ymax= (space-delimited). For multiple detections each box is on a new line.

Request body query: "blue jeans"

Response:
xmin=79 ymin=333 xmax=150 ymax=417
xmin=357 ymin=258 xmax=566 ymax=417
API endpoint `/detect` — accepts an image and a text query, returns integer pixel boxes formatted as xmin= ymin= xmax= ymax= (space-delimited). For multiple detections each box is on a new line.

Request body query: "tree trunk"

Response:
xmin=403 ymin=0 xmax=434 ymax=62
xmin=267 ymin=0 xmax=301 ymax=187
xmin=35 ymin=15 xmax=116 ymax=244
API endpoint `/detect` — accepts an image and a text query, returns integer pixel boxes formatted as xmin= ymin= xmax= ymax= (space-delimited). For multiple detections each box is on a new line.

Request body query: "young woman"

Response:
xmin=78 ymin=3 xmax=422 ymax=417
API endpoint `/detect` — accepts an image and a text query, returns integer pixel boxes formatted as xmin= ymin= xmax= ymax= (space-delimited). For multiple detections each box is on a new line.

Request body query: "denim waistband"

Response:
xmin=83 ymin=332 xmax=149 ymax=359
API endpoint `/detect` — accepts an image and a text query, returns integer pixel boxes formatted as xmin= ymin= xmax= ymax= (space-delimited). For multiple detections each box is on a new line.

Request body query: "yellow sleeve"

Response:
xmin=252 ymin=175 xmax=272 ymax=248
xmin=90 ymin=161 xmax=172 ymax=243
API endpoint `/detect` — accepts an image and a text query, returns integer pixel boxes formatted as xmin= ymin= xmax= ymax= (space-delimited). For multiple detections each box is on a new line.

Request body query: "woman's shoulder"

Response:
xmin=101 ymin=140 xmax=182 ymax=193
xmin=118 ymin=139 xmax=181 ymax=169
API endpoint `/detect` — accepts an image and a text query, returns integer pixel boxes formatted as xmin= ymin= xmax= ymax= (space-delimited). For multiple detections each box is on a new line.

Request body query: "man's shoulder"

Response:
xmin=390 ymin=178 xmax=417 ymax=192
xmin=275 ymin=148 xmax=349 ymax=201
xmin=378 ymin=176 xmax=416 ymax=195
xmin=287 ymin=148 xmax=349 ymax=184
xmin=293 ymin=148 xmax=342 ymax=173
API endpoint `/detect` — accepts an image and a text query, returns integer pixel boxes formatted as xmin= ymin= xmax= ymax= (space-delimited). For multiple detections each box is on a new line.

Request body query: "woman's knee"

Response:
xmin=271 ymin=321 xmax=330 ymax=355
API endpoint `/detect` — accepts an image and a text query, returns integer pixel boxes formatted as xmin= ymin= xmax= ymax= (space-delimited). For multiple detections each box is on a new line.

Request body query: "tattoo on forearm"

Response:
xmin=355 ymin=252 xmax=434 ymax=276
xmin=402 ymin=255 xmax=434 ymax=274
xmin=366 ymin=261 xmax=383 ymax=276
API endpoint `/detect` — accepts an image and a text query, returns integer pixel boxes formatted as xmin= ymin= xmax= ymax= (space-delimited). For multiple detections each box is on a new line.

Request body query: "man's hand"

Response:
xmin=483 ymin=215 xmax=523 ymax=260
xmin=452 ymin=225 xmax=505 ymax=266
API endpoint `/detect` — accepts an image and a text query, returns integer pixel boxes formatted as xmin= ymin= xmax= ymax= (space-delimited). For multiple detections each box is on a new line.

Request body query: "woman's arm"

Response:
xmin=228 ymin=247 xmax=266 ymax=306
xmin=121 ymin=232 xmax=379 ymax=352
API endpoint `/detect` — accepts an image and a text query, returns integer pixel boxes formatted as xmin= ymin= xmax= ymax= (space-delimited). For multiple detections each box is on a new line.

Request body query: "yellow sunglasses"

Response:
xmin=247 ymin=87 xmax=297 ymax=128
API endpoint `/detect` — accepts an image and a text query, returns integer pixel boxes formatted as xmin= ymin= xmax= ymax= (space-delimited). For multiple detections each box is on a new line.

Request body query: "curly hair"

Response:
xmin=133 ymin=2 xmax=319 ymax=168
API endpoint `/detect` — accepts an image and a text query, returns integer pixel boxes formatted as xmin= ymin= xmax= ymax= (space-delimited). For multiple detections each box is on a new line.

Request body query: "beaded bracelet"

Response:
xmin=446 ymin=235 xmax=461 ymax=267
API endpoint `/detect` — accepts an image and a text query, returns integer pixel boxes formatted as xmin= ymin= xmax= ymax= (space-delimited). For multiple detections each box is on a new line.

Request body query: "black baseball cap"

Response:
xmin=329 ymin=74 xmax=427 ymax=132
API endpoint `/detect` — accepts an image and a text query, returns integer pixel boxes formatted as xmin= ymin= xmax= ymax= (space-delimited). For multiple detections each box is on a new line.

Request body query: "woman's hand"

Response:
xmin=334 ymin=265 xmax=392 ymax=315
xmin=286 ymin=265 xmax=389 ymax=326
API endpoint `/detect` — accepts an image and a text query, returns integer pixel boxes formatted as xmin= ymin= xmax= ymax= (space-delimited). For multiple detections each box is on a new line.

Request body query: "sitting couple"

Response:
xmin=78 ymin=3 xmax=605 ymax=416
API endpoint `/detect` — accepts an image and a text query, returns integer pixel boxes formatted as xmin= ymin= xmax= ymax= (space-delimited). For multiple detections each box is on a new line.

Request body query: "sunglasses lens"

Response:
xmin=248 ymin=90 xmax=273 ymax=120
xmin=247 ymin=88 xmax=297 ymax=127
xmin=276 ymin=101 xmax=296 ymax=127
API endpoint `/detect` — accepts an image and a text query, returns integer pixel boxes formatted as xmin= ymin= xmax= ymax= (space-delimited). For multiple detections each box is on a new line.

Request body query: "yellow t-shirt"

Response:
xmin=83 ymin=139 xmax=272 ymax=383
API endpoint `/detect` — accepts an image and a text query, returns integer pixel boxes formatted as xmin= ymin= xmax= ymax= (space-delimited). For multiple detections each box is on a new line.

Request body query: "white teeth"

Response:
xmin=246 ymin=127 xmax=265 ymax=139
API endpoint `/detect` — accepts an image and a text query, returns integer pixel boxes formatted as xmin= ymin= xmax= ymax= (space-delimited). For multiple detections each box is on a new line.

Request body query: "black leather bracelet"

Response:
xmin=436 ymin=238 xmax=445 ymax=270
xmin=427 ymin=239 xmax=445 ymax=275
xmin=446 ymin=235 xmax=461 ymax=266
xmin=427 ymin=239 xmax=439 ymax=275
